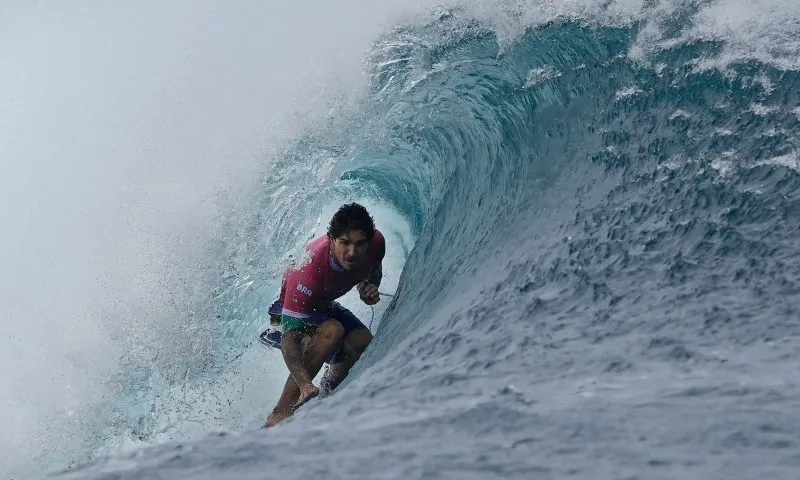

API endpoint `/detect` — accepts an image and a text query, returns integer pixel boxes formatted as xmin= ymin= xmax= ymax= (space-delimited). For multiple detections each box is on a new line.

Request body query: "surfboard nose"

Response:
xmin=258 ymin=328 xmax=282 ymax=348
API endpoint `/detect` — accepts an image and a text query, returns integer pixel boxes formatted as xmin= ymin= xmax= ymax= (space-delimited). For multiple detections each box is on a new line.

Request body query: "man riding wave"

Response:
xmin=261 ymin=203 xmax=385 ymax=427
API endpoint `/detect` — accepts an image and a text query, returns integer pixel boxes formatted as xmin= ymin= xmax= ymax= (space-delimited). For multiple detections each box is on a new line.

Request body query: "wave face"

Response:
xmin=51 ymin=2 xmax=800 ymax=479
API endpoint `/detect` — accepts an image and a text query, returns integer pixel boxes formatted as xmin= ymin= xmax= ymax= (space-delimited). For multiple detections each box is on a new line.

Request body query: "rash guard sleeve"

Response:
xmin=281 ymin=261 xmax=323 ymax=332
xmin=365 ymin=265 xmax=383 ymax=288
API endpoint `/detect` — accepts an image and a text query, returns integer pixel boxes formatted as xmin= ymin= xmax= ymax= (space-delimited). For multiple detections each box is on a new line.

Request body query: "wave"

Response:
xmin=42 ymin=2 xmax=800 ymax=479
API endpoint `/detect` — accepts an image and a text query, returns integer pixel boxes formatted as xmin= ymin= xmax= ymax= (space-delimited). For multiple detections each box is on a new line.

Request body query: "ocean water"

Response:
xmin=3 ymin=1 xmax=800 ymax=479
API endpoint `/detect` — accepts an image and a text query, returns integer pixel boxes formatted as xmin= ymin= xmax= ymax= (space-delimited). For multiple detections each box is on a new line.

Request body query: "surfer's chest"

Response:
xmin=321 ymin=267 xmax=370 ymax=298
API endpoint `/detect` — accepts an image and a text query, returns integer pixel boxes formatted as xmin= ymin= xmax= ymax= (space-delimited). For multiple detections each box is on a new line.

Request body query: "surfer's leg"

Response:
xmin=266 ymin=374 xmax=300 ymax=427
xmin=320 ymin=303 xmax=373 ymax=393
xmin=292 ymin=319 xmax=345 ymax=407
xmin=322 ymin=328 xmax=373 ymax=392
xmin=265 ymin=319 xmax=344 ymax=427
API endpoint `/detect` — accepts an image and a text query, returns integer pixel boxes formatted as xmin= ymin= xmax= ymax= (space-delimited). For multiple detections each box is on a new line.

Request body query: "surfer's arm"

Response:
xmin=279 ymin=264 xmax=321 ymax=388
xmin=280 ymin=326 xmax=314 ymax=388
xmin=358 ymin=265 xmax=382 ymax=305
xmin=359 ymin=265 xmax=383 ymax=292
xmin=358 ymin=232 xmax=385 ymax=304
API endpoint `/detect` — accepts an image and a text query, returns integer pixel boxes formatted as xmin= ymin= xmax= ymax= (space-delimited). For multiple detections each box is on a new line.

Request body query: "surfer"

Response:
xmin=262 ymin=203 xmax=385 ymax=427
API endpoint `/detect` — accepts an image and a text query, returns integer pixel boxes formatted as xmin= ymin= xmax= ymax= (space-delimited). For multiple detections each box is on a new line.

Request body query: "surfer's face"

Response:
xmin=331 ymin=230 xmax=370 ymax=271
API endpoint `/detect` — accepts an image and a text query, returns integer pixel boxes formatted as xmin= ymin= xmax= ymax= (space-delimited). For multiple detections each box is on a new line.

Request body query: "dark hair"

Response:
xmin=328 ymin=203 xmax=375 ymax=240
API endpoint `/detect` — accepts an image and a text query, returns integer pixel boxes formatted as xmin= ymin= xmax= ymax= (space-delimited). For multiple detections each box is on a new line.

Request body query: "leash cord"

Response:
xmin=368 ymin=291 xmax=396 ymax=330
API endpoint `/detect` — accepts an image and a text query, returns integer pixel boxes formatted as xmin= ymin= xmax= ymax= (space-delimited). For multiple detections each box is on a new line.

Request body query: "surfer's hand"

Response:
xmin=360 ymin=284 xmax=379 ymax=305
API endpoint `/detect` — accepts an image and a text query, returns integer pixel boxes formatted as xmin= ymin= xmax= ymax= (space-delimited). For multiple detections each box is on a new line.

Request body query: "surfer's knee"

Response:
xmin=316 ymin=319 xmax=345 ymax=347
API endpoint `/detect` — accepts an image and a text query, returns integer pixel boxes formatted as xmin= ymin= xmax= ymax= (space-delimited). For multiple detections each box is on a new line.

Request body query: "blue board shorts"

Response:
xmin=259 ymin=300 xmax=368 ymax=364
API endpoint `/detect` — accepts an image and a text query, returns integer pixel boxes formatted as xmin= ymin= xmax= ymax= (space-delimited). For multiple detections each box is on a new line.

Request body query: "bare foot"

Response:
xmin=265 ymin=408 xmax=292 ymax=428
xmin=292 ymin=384 xmax=319 ymax=411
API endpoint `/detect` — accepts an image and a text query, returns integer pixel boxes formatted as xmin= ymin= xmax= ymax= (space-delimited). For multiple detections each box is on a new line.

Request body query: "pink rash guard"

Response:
xmin=276 ymin=230 xmax=385 ymax=328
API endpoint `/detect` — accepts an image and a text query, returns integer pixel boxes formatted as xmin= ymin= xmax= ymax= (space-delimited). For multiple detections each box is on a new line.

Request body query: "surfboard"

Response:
xmin=258 ymin=327 xmax=282 ymax=349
